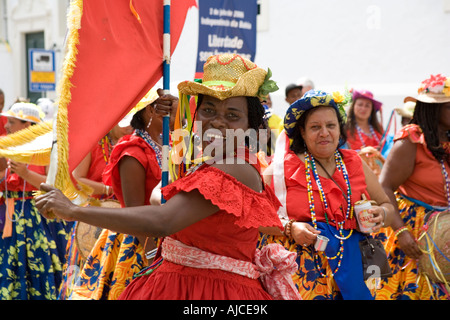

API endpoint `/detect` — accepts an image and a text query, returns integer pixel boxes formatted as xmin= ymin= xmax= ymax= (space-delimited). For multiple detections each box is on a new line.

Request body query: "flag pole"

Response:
xmin=161 ymin=0 xmax=171 ymax=203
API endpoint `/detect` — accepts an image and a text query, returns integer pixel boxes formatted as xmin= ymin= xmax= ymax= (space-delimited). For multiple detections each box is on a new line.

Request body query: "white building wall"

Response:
xmin=1 ymin=0 xmax=449 ymax=127
xmin=0 ymin=0 xmax=68 ymax=109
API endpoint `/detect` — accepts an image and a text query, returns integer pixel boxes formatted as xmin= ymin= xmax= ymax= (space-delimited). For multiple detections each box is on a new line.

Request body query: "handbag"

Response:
xmin=359 ymin=236 xmax=392 ymax=280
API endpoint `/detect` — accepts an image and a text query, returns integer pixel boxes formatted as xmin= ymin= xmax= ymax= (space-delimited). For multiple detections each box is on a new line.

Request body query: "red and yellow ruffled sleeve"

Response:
xmin=394 ymin=124 xmax=425 ymax=145
xmin=162 ymin=165 xmax=283 ymax=230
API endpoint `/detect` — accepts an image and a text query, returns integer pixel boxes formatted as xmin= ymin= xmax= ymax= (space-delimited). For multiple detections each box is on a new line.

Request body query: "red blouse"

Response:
xmin=102 ymin=133 xmax=161 ymax=206
xmin=86 ymin=139 xmax=110 ymax=184
xmin=395 ymin=124 xmax=450 ymax=207
xmin=346 ymin=128 xmax=382 ymax=151
xmin=278 ymin=149 xmax=369 ymax=229
xmin=0 ymin=164 xmax=46 ymax=192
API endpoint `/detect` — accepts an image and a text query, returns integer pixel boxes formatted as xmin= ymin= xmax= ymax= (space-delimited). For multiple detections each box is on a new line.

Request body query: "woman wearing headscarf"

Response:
xmin=258 ymin=90 xmax=395 ymax=300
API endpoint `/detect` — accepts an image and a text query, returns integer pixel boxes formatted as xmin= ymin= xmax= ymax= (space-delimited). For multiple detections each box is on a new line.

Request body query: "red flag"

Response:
xmin=53 ymin=0 xmax=196 ymax=199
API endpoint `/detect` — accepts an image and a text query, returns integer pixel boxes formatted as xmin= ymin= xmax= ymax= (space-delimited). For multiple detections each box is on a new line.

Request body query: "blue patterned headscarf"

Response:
xmin=283 ymin=89 xmax=348 ymax=138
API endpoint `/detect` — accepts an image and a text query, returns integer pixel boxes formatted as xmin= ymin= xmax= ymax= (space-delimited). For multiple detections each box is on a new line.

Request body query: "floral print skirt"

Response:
xmin=258 ymin=222 xmax=374 ymax=300
xmin=69 ymin=229 xmax=146 ymax=300
xmin=374 ymin=194 xmax=449 ymax=300
xmin=0 ymin=192 xmax=72 ymax=300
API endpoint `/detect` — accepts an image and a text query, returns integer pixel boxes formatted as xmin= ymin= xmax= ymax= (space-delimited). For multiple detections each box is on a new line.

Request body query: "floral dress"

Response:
xmin=0 ymin=165 xmax=73 ymax=300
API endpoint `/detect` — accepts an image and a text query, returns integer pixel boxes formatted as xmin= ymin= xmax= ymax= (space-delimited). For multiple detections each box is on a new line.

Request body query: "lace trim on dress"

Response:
xmin=161 ymin=165 xmax=282 ymax=229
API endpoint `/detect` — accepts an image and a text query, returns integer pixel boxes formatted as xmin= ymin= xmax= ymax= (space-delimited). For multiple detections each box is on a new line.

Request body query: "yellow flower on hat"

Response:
xmin=332 ymin=91 xmax=345 ymax=104
xmin=444 ymin=78 xmax=450 ymax=97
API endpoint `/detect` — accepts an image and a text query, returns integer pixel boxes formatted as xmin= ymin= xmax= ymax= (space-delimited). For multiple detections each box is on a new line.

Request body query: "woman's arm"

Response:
xmin=361 ymin=159 xmax=395 ymax=232
xmin=9 ymin=161 xmax=47 ymax=189
xmin=36 ymin=161 xmax=263 ymax=239
xmin=36 ymin=183 xmax=220 ymax=238
xmin=379 ymin=139 xmax=416 ymax=230
xmin=379 ymin=138 xmax=422 ymax=259
xmin=119 ymin=155 xmax=155 ymax=255
xmin=72 ymin=152 xmax=109 ymax=196
xmin=119 ymin=156 xmax=147 ymax=207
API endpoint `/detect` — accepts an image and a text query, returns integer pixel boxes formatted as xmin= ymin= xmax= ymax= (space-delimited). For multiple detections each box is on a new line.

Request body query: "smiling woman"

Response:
xmin=344 ymin=90 xmax=384 ymax=152
xmin=35 ymin=54 xmax=301 ymax=300
xmin=259 ymin=90 xmax=395 ymax=300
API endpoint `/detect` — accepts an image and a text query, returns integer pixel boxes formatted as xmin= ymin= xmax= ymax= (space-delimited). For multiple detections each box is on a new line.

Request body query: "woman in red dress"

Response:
xmin=35 ymin=54 xmax=300 ymax=300
xmin=344 ymin=90 xmax=384 ymax=151
xmin=259 ymin=90 xmax=395 ymax=299
xmin=69 ymin=89 xmax=176 ymax=300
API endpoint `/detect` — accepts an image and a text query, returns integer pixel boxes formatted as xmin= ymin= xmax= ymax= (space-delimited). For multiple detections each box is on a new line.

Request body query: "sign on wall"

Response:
xmin=195 ymin=0 xmax=257 ymax=78
xmin=29 ymin=49 xmax=56 ymax=92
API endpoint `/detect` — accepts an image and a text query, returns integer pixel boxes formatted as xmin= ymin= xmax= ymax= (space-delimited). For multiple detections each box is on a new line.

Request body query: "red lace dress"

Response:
xmin=119 ymin=163 xmax=283 ymax=300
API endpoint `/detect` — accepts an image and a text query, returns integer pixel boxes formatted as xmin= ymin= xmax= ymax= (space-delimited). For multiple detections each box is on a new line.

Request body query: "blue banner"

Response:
xmin=195 ymin=0 xmax=257 ymax=78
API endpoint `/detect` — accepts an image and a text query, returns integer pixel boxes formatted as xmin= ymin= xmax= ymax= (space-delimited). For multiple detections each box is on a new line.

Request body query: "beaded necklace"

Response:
xmin=356 ymin=124 xmax=380 ymax=148
xmin=101 ymin=135 xmax=112 ymax=164
xmin=440 ymin=160 xmax=450 ymax=209
xmin=135 ymin=129 xmax=163 ymax=169
xmin=304 ymin=150 xmax=354 ymax=277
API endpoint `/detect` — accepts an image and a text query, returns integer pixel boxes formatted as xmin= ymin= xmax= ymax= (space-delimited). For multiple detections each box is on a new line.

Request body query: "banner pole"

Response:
xmin=161 ymin=0 xmax=171 ymax=203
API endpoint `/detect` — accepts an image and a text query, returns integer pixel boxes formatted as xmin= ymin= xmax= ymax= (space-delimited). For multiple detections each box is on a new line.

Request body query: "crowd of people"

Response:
xmin=0 ymin=54 xmax=448 ymax=300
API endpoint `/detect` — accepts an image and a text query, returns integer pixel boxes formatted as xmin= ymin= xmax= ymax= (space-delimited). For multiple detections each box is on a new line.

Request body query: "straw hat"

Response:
xmin=405 ymin=74 xmax=450 ymax=104
xmin=284 ymin=89 xmax=348 ymax=138
xmin=395 ymin=100 xmax=416 ymax=118
xmin=177 ymin=53 xmax=278 ymax=100
xmin=118 ymin=88 xmax=159 ymax=127
xmin=1 ymin=102 xmax=43 ymax=123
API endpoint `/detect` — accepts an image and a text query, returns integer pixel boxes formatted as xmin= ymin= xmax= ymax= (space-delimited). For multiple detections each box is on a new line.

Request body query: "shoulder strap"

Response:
xmin=273 ymin=131 xmax=288 ymax=220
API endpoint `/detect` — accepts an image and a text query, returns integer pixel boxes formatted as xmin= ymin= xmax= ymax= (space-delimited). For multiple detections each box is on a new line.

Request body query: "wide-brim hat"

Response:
xmin=284 ymin=89 xmax=346 ymax=138
xmin=177 ymin=53 xmax=278 ymax=100
xmin=404 ymin=74 xmax=450 ymax=104
xmin=395 ymin=100 xmax=415 ymax=118
xmin=118 ymin=88 xmax=158 ymax=127
xmin=352 ymin=89 xmax=382 ymax=111
xmin=1 ymin=102 xmax=43 ymax=123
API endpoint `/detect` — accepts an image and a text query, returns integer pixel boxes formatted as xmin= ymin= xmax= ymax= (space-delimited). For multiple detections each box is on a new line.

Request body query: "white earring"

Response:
xmin=146 ymin=117 xmax=152 ymax=128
